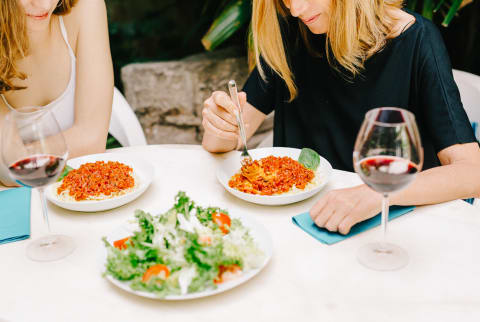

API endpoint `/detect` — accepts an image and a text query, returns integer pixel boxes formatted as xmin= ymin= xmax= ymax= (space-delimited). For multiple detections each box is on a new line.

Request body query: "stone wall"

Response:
xmin=121 ymin=48 xmax=273 ymax=146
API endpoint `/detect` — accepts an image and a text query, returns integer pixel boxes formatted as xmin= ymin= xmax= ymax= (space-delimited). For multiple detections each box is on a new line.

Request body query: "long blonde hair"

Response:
xmin=251 ymin=0 xmax=404 ymax=101
xmin=0 ymin=0 xmax=77 ymax=94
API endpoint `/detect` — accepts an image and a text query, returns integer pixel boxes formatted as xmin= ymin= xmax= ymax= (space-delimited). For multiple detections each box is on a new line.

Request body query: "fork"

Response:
xmin=228 ymin=80 xmax=252 ymax=163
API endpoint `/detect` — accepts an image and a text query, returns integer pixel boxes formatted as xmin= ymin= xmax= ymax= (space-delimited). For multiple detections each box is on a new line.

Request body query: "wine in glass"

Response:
xmin=353 ymin=107 xmax=423 ymax=271
xmin=2 ymin=108 xmax=75 ymax=261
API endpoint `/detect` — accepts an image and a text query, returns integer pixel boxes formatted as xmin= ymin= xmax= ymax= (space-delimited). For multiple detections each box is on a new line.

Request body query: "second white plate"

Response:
xmin=46 ymin=153 xmax=154 ymax=212
xmin=100 ymin=210 xmax=273 ymax=300
xmin=216 ymin=147 xmax=332 ymax=206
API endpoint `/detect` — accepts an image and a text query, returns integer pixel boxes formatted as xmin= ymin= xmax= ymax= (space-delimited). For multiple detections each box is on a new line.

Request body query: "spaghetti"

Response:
xmin=57 ymin=161 xmax=136 ymax=201
xmin=228 ymin=156 xmax=315 ymax=195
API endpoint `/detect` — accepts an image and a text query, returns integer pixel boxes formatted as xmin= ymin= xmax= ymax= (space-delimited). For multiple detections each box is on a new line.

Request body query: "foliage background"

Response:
xmin=106 ymin=0 xmax=479 ymax=90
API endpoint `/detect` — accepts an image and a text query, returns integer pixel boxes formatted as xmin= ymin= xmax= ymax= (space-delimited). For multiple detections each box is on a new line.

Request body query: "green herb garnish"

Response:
xmin=298 ymin=148 xmax=321 ymax=171
xmin=57 ymin=165 xmax=73 ymax=182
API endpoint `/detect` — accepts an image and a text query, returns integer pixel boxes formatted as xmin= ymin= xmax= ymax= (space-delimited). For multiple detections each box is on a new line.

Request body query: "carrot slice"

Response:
xmin=113 ymin=237 xmax=130 ymax=250
xmin=214 ymin=264 xmax=241 ymax=284
xmin=142 ymin=264 xmax=170 ymax=282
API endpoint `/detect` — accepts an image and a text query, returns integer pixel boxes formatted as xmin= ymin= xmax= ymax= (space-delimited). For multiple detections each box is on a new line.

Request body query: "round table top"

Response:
xmin=1 ymin=145 xmax=479 ymax=322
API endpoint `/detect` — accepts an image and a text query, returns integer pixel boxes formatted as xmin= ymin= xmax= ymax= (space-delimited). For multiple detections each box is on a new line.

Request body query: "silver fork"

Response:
xmin=228 ymin=80 xmax=252 ymax=163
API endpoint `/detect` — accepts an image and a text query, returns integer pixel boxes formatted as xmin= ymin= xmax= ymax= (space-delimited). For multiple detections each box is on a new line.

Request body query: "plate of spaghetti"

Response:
xmin=216 ymin=147 xmax=332 ymax=205
xmin=46 ymin=153 xmax=154 ymax=212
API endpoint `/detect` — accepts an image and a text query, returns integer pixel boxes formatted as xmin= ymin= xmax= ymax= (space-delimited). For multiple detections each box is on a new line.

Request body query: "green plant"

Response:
xmin=106 ymin=0 xmax=245 ymax=89
xmin=201 ymin=0 xmax=474 ymax=51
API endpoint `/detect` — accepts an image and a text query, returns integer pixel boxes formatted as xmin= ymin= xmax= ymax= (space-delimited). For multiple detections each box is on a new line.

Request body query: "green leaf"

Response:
xmin=442 ymin=0 xmax=464 ymax=27
xmin=406 ymin=0 xmax=418 ymax=11
xmin=298 ymin=148 xmax=321 ymax=171
xmin=201 ymin=0 xmax=250 ymax=51
xmin=57 ymin=165 xmax=73 ymax=182
xmin=433 ymin=0 xmax=446 ymax=13
xmin=422 ymin=0 xmax=435 ymax=20
xmin=106 ymin=133 xmax=122 ymax=150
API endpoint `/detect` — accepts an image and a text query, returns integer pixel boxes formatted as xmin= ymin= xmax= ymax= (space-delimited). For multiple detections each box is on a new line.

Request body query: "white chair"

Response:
xmin=453 ymin=69 xmax=480 ymax=136
xmin=108 ymin=87 xmax=147 ymax=147
xmin=453 ymin=69 xmax=480 ymax=207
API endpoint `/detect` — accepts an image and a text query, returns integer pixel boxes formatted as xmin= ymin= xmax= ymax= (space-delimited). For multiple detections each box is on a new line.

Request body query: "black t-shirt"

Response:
xmin=243 ymin=11 xmax=477 ymax=172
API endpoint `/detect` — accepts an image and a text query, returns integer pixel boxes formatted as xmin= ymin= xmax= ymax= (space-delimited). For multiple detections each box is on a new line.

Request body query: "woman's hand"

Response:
xmin=309 ymin=185 xmax=382 ymax=235
xmin=202 ymin=91 xmax=247 ymax=152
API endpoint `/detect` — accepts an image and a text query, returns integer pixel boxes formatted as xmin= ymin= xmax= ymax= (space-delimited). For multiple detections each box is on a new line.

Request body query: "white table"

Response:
xmin=1 ymin=145 xmax=479 ymax=322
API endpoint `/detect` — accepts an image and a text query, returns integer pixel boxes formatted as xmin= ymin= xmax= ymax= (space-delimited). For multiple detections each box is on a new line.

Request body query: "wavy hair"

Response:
xmin=251 ymin=0 xmax=404 ymax=101
xmin=0 ymin=0 xmax=77 ymax=93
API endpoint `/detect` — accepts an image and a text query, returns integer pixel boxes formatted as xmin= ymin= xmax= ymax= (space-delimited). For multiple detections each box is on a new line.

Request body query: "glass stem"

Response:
xmin=381 ymin=193 xmax=389 ymax=246
xmin=38 ymin=187 xmax=51 ymax=233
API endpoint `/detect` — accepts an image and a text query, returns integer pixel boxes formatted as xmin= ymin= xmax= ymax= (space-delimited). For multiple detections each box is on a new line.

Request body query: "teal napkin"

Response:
xmin=0 ymin=187 xmax=31 ymax=244
xmin=292 ymin=206 xmax=415 ymax=245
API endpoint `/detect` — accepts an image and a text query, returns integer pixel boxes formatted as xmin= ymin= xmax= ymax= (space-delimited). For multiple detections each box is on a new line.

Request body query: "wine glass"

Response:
xmin=353 ymin=107 xmax=423 ymax=271
xmin=1 ymin=108 xmax=75 ymax=262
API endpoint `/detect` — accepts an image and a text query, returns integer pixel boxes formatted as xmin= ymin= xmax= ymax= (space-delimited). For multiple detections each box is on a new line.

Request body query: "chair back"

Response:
xmin=453 ymin=69 xmax=480 ymax=140
xmin=109 ymin=88 xmax=147 ymax=147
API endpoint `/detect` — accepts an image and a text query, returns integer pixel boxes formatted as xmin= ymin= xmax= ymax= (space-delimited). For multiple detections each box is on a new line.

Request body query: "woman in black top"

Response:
xmin=202 ymin=0 xmax=480 ymax=234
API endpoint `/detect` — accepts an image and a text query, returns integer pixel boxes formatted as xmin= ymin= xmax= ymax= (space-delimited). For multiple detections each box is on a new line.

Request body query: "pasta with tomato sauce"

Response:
xmin=56 ymin=161 xmax=138 ymax=201
xmin=228 ymin=156 xmax=317 ymax=195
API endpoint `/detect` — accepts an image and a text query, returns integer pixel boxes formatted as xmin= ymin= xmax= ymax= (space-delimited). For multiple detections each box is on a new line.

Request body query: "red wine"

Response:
xmin=9 ymin=155 xmax=65 ymax=187
xmin=357 ymin=156 xmax=418 ymax=193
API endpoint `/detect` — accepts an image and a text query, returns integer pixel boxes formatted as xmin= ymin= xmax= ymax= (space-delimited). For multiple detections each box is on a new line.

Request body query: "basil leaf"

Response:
xmin=57 ymin=165 xmax=73 ymax=182
xmin=298 ymin=148 xmax=320 ymax=171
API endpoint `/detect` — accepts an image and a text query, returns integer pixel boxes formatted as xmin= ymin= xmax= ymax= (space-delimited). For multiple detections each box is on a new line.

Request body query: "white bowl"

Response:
xmin=216 ymin=147 xmax=332 ymax=205
xmin=46 ymin=153 xmax=154 ymax=212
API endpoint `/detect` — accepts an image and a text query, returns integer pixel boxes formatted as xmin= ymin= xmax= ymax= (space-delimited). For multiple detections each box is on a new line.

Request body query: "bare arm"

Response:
xmin=310 ymin=142 xmax=480 ymax=234
xmin=391 ymin=143 xmax=480 ymax=204
xmin=202 ymin=91 xmax=267 ymax=153
xmin=62 ymin=0 xmax=113 ymax=158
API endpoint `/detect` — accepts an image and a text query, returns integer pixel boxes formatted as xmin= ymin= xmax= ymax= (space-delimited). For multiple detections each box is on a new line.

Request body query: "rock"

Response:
xmin=144 ymin=124 xmax=199 ymax=145
xmin=121 ymin=47 xmax=273 ymax=146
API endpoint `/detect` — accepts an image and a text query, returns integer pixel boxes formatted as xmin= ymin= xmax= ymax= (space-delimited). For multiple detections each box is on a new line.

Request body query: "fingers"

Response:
xmin=202 ymin=107 xmax=237 ymax=133
xmin=201 ymin=90 xmax=250 ymax=147
xmin=202 ymin=117 xmax=238 ymax=141
xmin=238 ymin=92 xmax=247 ymax=110
xmin=212 ymin=91 xmax=238 ymax=118
xmin=324 ymin=207 xmax=350 ymax=233
xmin=309 ymin=190 xmax=358 ymax=234
xmin=309 ymin=196 xmax=332 ymax=228
xmin=338 ymin=216 xmax=355 ymax=235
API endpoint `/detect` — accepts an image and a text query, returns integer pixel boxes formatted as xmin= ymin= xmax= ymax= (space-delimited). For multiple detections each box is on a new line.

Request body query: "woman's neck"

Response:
xmin=26 ymin=16 xmax=56 ymax=54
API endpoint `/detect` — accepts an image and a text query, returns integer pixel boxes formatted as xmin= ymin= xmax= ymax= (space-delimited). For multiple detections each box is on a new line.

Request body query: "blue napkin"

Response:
xmin=292 ymin=206 xmax=415 ymax=245
xmin=0 ymin=187 xmax=31 ymax=244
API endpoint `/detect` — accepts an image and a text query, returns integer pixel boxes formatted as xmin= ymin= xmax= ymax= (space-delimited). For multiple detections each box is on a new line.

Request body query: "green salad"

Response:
xmin=103 ymin=192 xmax=265 ymax=297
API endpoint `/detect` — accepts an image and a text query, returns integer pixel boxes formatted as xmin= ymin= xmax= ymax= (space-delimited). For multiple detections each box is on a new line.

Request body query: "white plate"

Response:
xmin=217 ymin=147 xmax=332 ymax=206
xmin=100 ymin=210 xmax=273 ymax=300
xmin=46 ymin=153 xmax=154 ymax=212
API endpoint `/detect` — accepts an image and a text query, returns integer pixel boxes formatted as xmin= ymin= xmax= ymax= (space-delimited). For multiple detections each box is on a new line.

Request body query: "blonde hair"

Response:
xmin=251 ymin=0 xmax=404 ymax=101
xmin=0 ymin=0 xmax=77 ymax=93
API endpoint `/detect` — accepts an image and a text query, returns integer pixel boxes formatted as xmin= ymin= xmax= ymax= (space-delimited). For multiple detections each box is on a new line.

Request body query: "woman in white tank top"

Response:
xmin=0 ymin=0 xmax=113 ymax=186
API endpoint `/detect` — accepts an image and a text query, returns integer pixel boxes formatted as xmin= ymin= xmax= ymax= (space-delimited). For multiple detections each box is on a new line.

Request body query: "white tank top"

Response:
xmin=0 ymin=16 xmax=75 ymax=131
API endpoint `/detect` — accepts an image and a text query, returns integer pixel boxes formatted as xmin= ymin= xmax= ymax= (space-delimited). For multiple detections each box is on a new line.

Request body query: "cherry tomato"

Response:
xmin=212 ymin=212 xmax=231 ymax=234
xmin=142 ymin=264 xmax=170 ymax=282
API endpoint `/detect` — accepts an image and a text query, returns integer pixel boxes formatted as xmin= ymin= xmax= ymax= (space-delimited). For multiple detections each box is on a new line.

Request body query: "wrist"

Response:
xmin=359 ymin=184 xmax=383 ymax=212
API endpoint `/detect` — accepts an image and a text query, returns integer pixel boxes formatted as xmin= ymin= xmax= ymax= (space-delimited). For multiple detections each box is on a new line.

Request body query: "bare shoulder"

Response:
xmin=63 ymin=0 xmax=107 ymax=26
xmin=388 ymin=8 xmax=416 ymax=38
xmin=61 ymin=0 xmax=108 ymax=49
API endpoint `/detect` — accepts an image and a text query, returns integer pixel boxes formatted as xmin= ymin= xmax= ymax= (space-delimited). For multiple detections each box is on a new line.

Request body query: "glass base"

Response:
xmin=26 ymin=234 xmax=75 ymax=262
xmin=357 ymin=242 xmax=408 ymax=271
